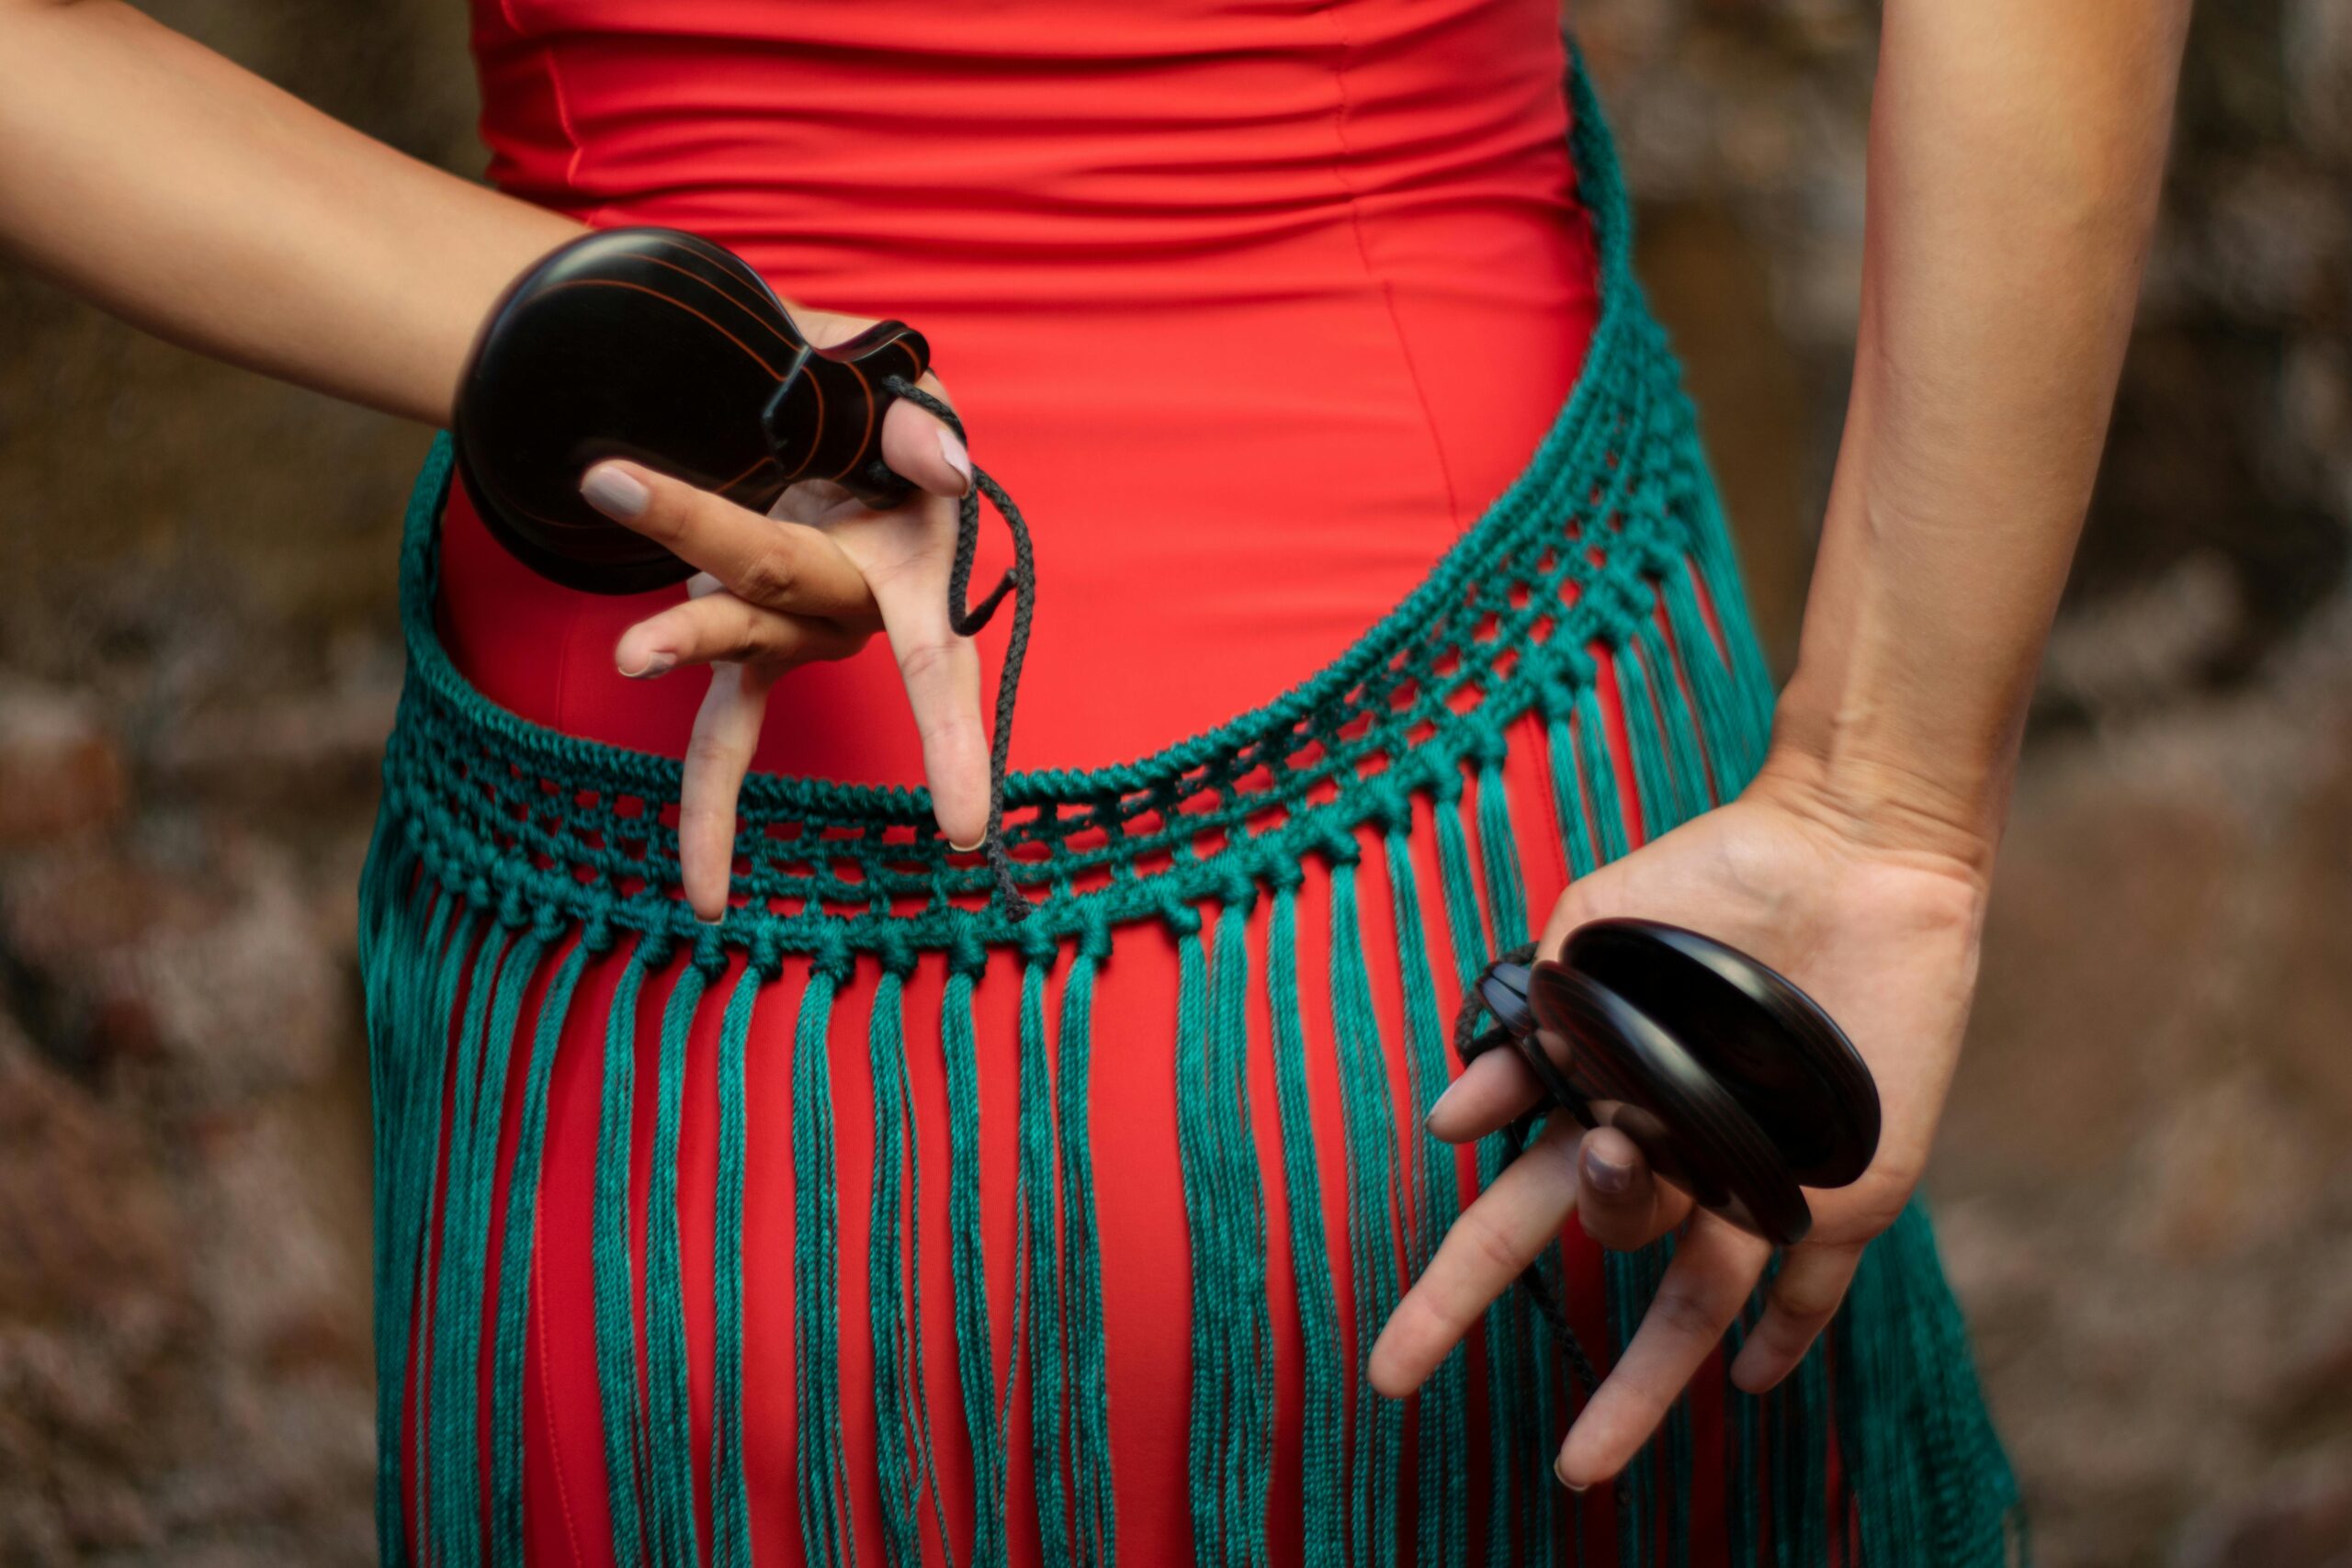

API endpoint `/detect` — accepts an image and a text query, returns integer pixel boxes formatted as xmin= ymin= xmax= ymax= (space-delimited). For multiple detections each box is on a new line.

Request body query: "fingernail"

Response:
xmin=582 ymin=464 xmax=650 ymax=520
xmin=697 ymin=912 xmax=724 ymax=928
xmin=1424 ymin=1075 xmax=1465 ymax=1132
xmin=1583 ymin=1144 xmax=1631 ymax=1196
xmin=617 ymin=650 xmax=674 ymax=680
xmin=1555 ymin=1459 xmax=1587 ymax=1493
xmin=948 ymin=833 xmax=986 ymax=854
xmin=936 ymin=427 xmax=974 ymax=497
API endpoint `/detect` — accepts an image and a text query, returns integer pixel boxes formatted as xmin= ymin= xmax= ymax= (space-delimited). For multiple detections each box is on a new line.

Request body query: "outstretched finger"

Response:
xmin=1556 ymin=1214 xmax=1771 ymax=1488
xmin=676 ymin=660 xmax=779 ymax=922
xmin=1727 ymin=1236 xmax=1864 ymax=1393
xmin=1366 ymin=1117 xmax=1582 ymax=1399
xmin=865 ymin=557 xmax=991 ymax=852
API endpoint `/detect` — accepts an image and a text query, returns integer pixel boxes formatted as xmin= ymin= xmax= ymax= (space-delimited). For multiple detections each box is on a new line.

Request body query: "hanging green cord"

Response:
xmin=593 ymin=940 xmax=656 ymax=1568
xmin=491 ymin=936 xmax=592 ymax=1568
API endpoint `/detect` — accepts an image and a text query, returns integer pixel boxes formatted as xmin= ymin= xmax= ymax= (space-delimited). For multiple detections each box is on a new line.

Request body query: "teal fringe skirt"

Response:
xmin=356 ymin=59 xmax=2022 ymax=1568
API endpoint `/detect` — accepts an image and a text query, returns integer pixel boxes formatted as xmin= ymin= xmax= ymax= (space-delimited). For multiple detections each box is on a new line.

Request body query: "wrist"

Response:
xmin=1745 ymin=686 xmax=2014 ymax=890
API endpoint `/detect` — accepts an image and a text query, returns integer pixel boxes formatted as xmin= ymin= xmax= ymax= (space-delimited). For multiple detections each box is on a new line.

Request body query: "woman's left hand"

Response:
xmin=578 ymin=309 xmax=986 ymax=922
xmin=1365 ymin=759 xmax=1994 ymax=1489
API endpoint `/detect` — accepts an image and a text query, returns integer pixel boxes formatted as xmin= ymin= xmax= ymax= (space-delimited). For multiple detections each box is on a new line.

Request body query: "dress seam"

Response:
xmin=1314 ymin=0 xmax=1466 ymax=535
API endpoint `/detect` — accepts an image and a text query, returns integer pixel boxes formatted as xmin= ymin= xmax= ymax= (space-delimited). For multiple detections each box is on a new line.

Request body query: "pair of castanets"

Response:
xmin=455 ymin=226 xmax=1037 ymax=913
xmin=1454 ymin=919 xmax=1878 ymax=1388
xmin=451 ymin=232 xmax=1886 ymax=1230
xmin=1460 ymin=919 xmax=1880 ymax=1252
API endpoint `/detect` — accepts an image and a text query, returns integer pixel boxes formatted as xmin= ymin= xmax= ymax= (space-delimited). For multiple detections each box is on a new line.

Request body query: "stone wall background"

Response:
xmin=0 ymin=1 xmax=2345 ymax=1562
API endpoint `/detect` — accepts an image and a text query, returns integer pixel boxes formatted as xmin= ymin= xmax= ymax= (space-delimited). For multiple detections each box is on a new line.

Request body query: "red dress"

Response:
xmin=412 ymin=2 xmax=1844 ymax=1562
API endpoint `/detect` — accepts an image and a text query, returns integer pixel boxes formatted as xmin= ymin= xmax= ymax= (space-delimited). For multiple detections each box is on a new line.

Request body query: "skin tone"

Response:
xmin=0 ymin=0 xmax=984 ymax=919
xmin=1 ymin=0 xmax=2193 ymax=1499
xmin=1367 ymin=0 xmax=2197 ymax=1486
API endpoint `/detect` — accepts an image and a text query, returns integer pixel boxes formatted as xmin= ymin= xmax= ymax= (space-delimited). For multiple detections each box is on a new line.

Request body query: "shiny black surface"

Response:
xmin=1484 ymin=918 xmax=1880 ymax=1247
xmin=453 ymin=227 xmax=931 ymax=594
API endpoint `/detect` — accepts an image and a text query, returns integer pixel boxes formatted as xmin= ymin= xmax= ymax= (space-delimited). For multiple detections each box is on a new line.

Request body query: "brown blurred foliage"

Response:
xmin=1 ymin=2 xmax=2346 ymax=1563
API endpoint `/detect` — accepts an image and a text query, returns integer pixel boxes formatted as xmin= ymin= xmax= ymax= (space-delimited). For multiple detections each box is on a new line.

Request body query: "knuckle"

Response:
xmin=735 ymin=546 xmax=800 ymax=606
xmin=683 ymin=728 xmax=737 ymax=773
xmin=896 ymin=637 xmax=959 ymax=685
xmin=1455 ymin=1207 xmax=1529 ymax=1280
xmin=634 ymin=484 xmax=693 ymax=544
xmin=1646 ymin=1284 xmax=1724 ymax=1342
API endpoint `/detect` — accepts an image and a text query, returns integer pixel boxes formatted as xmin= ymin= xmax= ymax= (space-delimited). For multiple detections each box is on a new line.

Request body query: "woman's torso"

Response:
xmin=438 ymin=0 xmax=1601 ymax=774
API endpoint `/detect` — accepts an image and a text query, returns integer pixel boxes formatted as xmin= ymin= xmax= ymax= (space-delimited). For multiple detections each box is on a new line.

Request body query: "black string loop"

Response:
xmin=883 ymin=374 xmax=1035 ymax=919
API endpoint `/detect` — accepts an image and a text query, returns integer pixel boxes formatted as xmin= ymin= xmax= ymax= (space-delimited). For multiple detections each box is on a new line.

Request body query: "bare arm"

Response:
xmin=0 ymin=0 xmax=582 ymax=424
xmin=0 ymin=0 xmax=991 ymax=892
xmin=1374 ymin=0 xmax=2194 ymax=1486
xmin=1765 ymin=0 xmax=2193 ymax=868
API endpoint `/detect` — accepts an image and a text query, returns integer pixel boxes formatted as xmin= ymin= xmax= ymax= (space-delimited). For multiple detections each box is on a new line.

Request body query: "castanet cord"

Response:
xmin=884 ymin=375 xmax=1037 ymax=919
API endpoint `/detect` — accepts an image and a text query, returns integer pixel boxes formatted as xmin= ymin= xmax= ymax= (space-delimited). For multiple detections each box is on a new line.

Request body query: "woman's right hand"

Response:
xmin=578 ymin=310 xmax=986 ymax=922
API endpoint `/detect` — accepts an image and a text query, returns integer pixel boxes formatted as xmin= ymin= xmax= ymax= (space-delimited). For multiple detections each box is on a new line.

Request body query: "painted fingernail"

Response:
xmin=617 ymin=650 xmax=674 ymax=680
xmin=937 ymin=427 xmax=974 ymax=497
xmin=582 ymin=464 xmax=650 ymax=520
xmin=1583 ymin=1144 xmax=1632 ymax=1196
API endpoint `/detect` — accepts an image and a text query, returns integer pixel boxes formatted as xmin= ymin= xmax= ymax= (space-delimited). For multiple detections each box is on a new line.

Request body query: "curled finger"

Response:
xmin=879 ymin=372 xmax=974 ymax=501
xmin=616 ymin=589 xmax=867 ymax=678
xmin=1727 ymin=1237 xmax=1863 ymax=1394
xmin=581 ymin=459 xmax=876 ymax=617
xmin=1557 ymin=1214 xmax=1772 ymax=1488
xmin=1424 ymin=1047 xmax=1545 ymax=1144
xmin=1576 ymin=1125 xmax=1693 ymax=1253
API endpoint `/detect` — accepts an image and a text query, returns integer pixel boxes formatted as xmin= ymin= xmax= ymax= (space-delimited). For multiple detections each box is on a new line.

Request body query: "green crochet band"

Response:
xmin=357 ymin=54 xmax=2023 ymax=1568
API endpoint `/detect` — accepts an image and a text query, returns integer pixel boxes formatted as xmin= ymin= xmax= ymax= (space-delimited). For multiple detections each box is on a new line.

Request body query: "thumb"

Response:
xmin=879 ymin=378 xmax=976 ymax=502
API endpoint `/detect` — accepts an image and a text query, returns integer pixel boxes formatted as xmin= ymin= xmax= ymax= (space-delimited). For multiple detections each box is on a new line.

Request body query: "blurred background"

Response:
xmin=1 ymin=1 xmax=2346 ymax=1562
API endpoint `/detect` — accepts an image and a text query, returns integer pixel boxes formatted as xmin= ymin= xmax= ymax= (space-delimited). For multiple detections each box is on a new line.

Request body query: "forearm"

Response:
xmin=1762 ymin=0 xmax=2192 ymax=875
xmin=0 ymin=0 xmax=582 ymax=425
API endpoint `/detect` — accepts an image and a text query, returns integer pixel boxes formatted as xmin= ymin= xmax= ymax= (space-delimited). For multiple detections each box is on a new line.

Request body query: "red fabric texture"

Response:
xmin=413 ymin=2 xmax=1852 ymax=1562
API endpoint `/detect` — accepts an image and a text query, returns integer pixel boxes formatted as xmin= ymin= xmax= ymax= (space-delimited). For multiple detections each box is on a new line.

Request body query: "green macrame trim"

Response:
xmin=357 ymin=51 xmax=2023 ymax=1568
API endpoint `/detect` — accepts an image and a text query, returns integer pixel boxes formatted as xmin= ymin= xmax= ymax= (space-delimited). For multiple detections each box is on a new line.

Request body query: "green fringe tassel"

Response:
xmin=944 ymin=930 xmax=1010 ymax=1568
xmin=1612 ymin=640 xmax=1680 ymax=845
xmin=593 ymin=938 xmax=659 ymax=1568
xmin=415 ymin=906 xmax=490 ymax=1564
xmin=1017 ymin=943 xmax=1072 ymax=1568
xmin=1057 ymin=923 xmax=1118 ymax=1568
xmin=1570 ymin=682 xmax=1634 ymax=865
xmin=491 ymin=936 xmax=589 ymax=1568
xmin=1384 ymin=824 xmax=1470 ymax=1568
xmin=1837 ymin=1202 xmax=2023 ymax=1568
xmin=1429 ymin=789 xmax=1525 ymax=1567
xmin=794 ymin=947 xmax=858 ymax=1566
xmin=431 ymin=922 xmax=543 ymax=1567
xmin=647 ymin=955 xmax=711 ymax=1568
xmin=710 ymin=953 xmax=764 ymax=1568
xmin=1265 ymin=884 xmax=1345 ymax=1568
xmin=1471 ymin=762 xmax=1564 ymax=1568
xmin=1176 ymin=897 xmax=1276 ymax=1567
xmin=1634 ymin=618 xmax=1715 ymax=820
xmin=1328 ymin=859 xmax=1403 ymax=1568
xmin=866 ymin=950 xmax=949 ymax=1568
